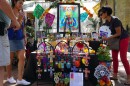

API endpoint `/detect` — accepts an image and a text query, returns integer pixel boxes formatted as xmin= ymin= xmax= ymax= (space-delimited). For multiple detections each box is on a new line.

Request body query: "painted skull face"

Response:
xmin=65 ymin=6 xmax=72 ymax=17
xmin=100 ymin=70 xmax=105 ymax=76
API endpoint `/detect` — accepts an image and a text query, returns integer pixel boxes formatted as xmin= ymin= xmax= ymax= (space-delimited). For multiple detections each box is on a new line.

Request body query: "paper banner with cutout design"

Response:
xmin=45 ymin=13 xmax=55 ymax=27
xmin=33 ymin=4 xmax=44 ymax=19
xmin=80 ymin=12 xmax=88 ymax=22
xmin=93 ymin=3 xmax=100 ymax=15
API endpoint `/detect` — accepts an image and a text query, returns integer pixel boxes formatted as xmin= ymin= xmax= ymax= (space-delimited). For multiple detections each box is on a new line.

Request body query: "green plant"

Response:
xmin=26 ymin=26 xmax=35 ymax=38
xmin=43 ymin=23 xmax=52 ymax=36
xmin=97 ymin=44 xmax=111 ymax=61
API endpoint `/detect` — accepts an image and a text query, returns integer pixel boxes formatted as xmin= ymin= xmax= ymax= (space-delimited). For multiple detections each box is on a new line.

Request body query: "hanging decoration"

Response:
xmin=80 ymin=12 xmax=88 ymax=22
xmin=45 ymin=13 xmax=55 ymax=27
xmin=93 ymin=2 xmax=100 ymax=15
xmin=39 ymin=0 xmax=93 ymax=19
xmin=33 ymin=4 xmax=45 ymax=19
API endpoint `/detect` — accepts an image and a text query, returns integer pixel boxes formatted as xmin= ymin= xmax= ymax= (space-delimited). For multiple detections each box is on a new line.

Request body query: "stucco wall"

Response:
xmin=101 ymin=0 xmax=130 ymax=32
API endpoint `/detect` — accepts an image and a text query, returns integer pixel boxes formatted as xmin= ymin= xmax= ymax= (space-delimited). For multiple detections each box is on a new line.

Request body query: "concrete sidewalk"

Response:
xmin=111 ymin=52 xmax=130 ymax=86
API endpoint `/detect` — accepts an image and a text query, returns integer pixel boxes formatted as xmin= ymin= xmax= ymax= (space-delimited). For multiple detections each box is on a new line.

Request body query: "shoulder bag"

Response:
xmin=107 ymin=37 xmax=120 ymax=50
xmin=0 ymin=21 xmax=6 ymax=36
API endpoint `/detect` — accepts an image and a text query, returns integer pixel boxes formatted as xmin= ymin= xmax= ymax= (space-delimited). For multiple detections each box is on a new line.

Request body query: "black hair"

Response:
xmin=98 ymin=6 xmax=112 ymax=16
xmin=11 ymin=0 xmax=25 ymax=8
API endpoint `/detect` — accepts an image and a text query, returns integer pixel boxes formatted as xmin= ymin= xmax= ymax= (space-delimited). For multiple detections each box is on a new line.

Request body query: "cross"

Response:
xmin=36 ymin=54 xmax=43 ymax=60
xmin=38 ymin=73 xmax=42 ymax=79
xmin=71 ymin=66 xmax=78 ymax=72
xmin=36 ymin=68 xmax=42 ymax=73
xmin=36 ymin=68 xmax=42 ymax=79
xmin=84 ymin=68 xmax=90 ymax=78
xmin=48 ymin=52 xmax=55 ymax=63
xmin=43 ymin=64 xmax=47 ymax=72
xmin=37 ymin=59 xmax=41 ymax=66
xmin=48 ymin=66 xmax=54 ymax=77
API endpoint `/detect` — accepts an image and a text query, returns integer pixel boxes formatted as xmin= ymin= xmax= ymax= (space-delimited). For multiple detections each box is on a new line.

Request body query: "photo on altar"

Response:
xmin=57 ymin=3 xmax=80 ymax=33
xmin=91 ymin=32 xmax=99 ymax=40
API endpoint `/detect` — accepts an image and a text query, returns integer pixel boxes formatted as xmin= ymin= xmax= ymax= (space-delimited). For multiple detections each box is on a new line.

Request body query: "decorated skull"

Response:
xmin=100 ymin=70 xmax=105 ymax=76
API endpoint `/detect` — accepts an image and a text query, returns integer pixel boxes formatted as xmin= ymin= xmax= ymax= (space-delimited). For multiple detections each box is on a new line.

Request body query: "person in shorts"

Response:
xmin=0 ymin=0 xmax=20 ymax=86
xmin=6 ymin=0 xmax=30 ymax=85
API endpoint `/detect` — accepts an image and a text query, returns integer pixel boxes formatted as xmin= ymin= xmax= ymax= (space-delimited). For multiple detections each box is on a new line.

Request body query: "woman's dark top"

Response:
xmin=104 ymin=16 xmax=128 ymax=39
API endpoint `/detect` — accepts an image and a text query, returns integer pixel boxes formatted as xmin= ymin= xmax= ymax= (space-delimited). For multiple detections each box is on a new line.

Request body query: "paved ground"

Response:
xmin=3 ymin=51 xmax=130 ymax=86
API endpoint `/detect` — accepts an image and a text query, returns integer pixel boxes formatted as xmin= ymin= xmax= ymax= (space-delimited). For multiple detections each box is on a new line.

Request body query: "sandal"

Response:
xmin=124 ymin=81 xmax=130 ymax=85
xmin=110 ymin=76 xmax=118 ymax=80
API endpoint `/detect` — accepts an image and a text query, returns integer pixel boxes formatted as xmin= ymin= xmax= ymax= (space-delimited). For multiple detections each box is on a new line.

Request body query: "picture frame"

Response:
xmin=57 ymin=3 xmax=80 ymax=33
xmin=91 ymin=32 xmax=99 ymax=40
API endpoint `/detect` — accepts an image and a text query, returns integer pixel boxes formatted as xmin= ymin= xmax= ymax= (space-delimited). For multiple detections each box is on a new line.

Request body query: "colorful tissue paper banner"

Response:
xmin=45 ymin=13 xmax=55 ymax=27
xmin=80 ymin=12 xmax=88 ymax=22
xmin=33 ymin=4 xmax=44 ymax=19
xmin=93 ymin=3 xmax=100 ymax=15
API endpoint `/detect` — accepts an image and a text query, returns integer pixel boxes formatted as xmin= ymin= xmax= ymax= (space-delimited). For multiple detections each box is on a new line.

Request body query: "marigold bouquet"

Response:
xmin=97 ymin=44 xmax=111 ymax=61
xmin=97 ymin=76 xmax=112 ymax=86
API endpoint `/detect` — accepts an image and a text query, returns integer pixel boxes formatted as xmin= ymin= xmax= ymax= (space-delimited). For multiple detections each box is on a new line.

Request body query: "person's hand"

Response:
xmin=102 ymin=36 xmax=108 ymax=41
xmin=18 ymin=11 xmax=24 ymax=22
xmin=24 ymin=37 xmax=27 ymax=45
xmin=11 ymin=20 xmax=20 ymax=30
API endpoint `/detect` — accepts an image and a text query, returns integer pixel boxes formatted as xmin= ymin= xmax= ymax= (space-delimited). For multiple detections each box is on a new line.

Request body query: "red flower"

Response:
xmin=101 ymin=76 xmax=109 ymax=83
xmin=76 ymin=42 xmax=84 ymax=49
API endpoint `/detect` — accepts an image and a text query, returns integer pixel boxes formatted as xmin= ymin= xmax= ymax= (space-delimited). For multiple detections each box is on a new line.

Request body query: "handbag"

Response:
xmin=0 ymin=21 xmax=6 ymax=36
xmin=107 ymin=37 xmax=120 ymax=50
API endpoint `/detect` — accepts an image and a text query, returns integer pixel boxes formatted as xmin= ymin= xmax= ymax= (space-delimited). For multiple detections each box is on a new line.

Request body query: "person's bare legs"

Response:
xmin=17 ymin=50 xmax=25 ymax=80
xmin=0 ymin=66 xmax=4 ymax=86
xmin=6 ymin=52 xmax=14 ymax=78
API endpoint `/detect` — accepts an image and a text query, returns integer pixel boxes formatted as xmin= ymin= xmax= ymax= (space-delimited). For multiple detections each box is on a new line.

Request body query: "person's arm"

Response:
xmin=107 ymin=26 xmax=121 ymax=39
xmin=23 ymin=27 xmax=27 ymax=45
xmin=0 ymin=0 xmax=20 ymax=28
xmin=102 ymin=26 xmax=121 ymax=41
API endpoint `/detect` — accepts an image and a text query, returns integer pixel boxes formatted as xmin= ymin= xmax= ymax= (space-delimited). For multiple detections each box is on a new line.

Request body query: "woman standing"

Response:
xmin=98 ymin=7 xmax=130 ymax=85
xmin=6 ymin=0 xmax=30 ymax=85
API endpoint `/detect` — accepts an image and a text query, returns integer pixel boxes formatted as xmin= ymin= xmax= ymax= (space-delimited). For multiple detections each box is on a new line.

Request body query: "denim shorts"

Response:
xmin=9 ymin=39 xmax=25 ymax=52
xmin=0 ymin=34 xmax=10 ymax=66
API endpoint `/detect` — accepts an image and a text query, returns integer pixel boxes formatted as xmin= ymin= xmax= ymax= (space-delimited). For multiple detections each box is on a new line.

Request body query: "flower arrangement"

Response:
xmin=98 ymin=76 xmax=112 ymax=86
xmin=94 ymin=65 xmax=112 ymax=86
xmin=96 ymin=44 xmax=111 ymax=61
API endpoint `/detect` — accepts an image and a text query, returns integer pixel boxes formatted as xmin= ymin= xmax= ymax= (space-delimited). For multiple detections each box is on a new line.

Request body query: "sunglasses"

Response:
xmin=99 ymin=12 xmax=103 ymax=16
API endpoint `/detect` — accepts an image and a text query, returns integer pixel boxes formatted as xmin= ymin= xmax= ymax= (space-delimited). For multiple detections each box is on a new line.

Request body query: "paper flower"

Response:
xmin=76 ymin=42 xmax=84 ymax=49
xmin=94 ymin=65 xmax=112 ymax=86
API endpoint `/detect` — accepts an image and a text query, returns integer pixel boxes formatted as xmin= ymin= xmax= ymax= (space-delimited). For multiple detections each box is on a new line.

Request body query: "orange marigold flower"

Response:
xmin=99 ymin=80 xmax=105 ymax=86
xmin=100 ymin=44 xmax=103 ymax=47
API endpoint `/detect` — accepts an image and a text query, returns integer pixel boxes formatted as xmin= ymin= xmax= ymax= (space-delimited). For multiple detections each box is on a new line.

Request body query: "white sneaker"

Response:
xmin=16 ymin=79 xmax=30 ymax=85
xmin=7 ymin=77 xmax=16 ymax=84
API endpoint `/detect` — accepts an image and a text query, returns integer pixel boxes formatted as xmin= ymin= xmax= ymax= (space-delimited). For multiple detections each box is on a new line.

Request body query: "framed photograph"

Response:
xmin=57 ymin=3 xmax=80 ymax=33
xmin=91 ymin=32 xmax=99 ymax=40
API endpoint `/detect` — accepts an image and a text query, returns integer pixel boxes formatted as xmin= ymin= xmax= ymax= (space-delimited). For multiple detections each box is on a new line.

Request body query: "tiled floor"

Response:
xmin=3 ymin=52 xmax=130 ymax=86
